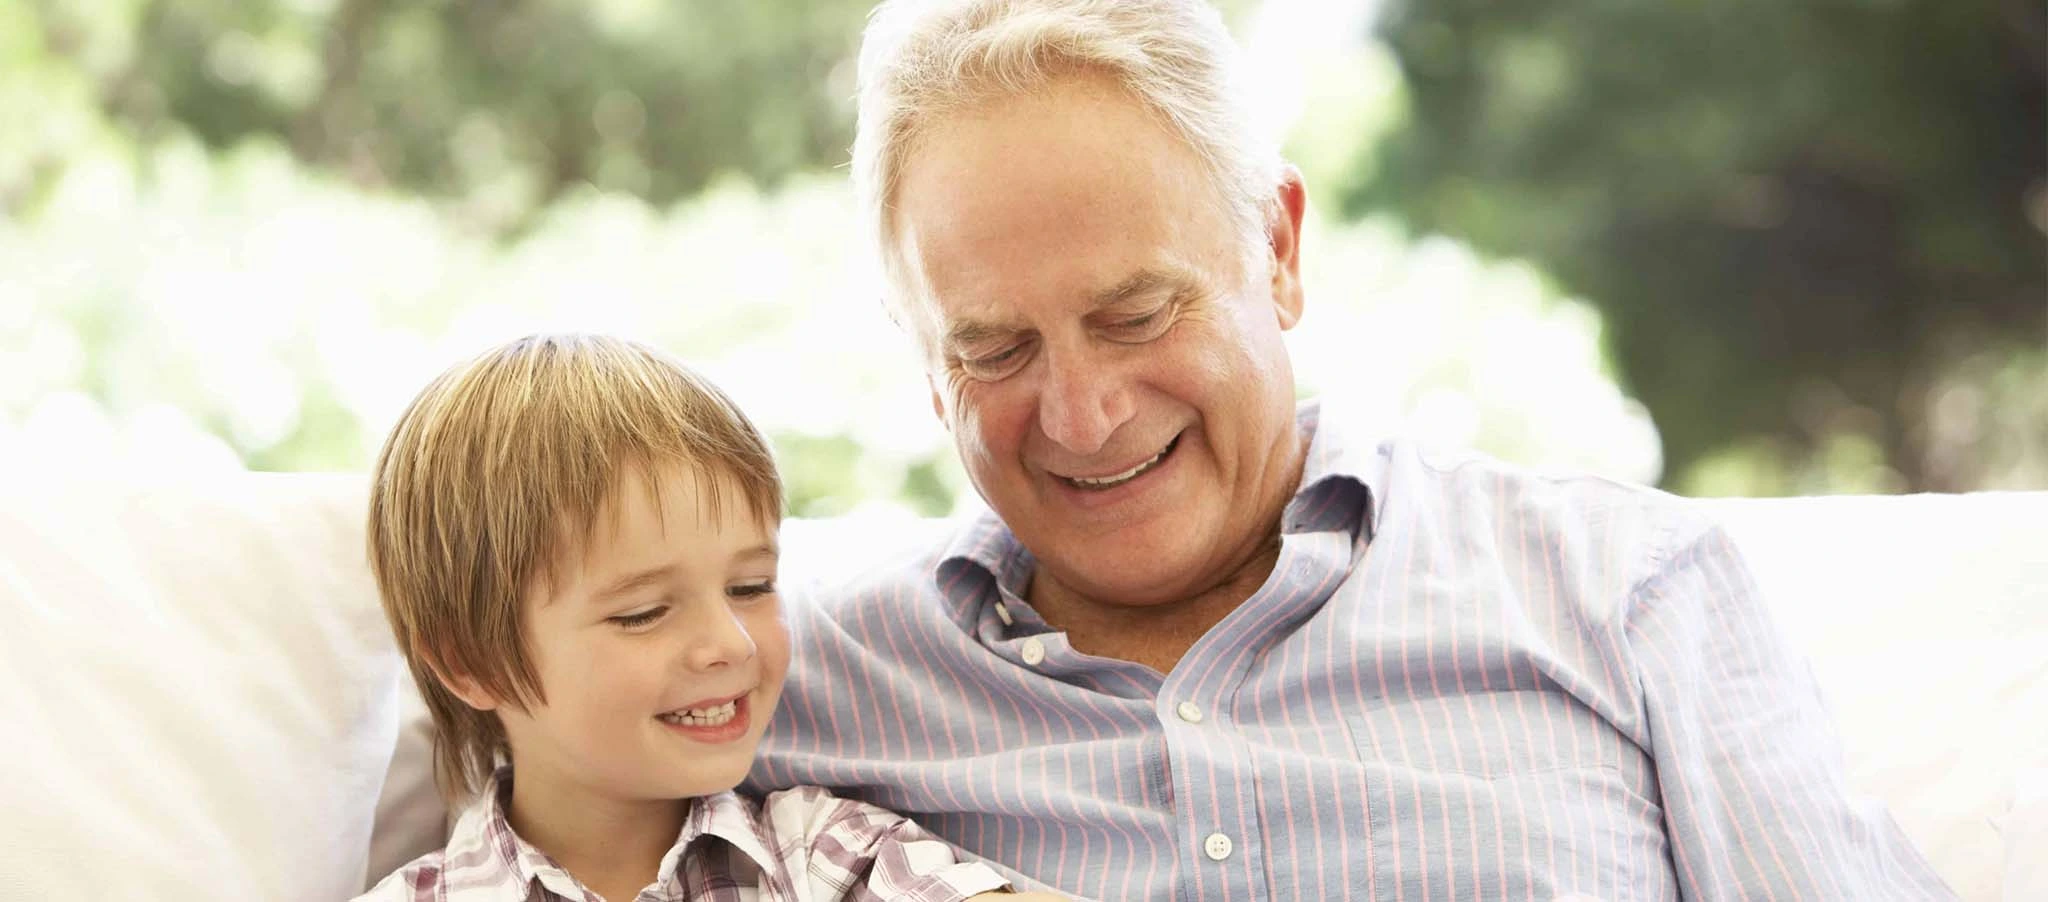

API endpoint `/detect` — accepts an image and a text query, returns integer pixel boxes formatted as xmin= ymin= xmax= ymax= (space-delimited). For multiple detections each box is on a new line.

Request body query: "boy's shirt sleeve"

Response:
xmin=353 ymin=856 xmax=447 ymax=902
xmin=764 ymin=785 xmax=1010 ymax=902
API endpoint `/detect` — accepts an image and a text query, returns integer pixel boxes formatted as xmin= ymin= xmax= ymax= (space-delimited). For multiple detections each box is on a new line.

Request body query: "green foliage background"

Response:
xmin=1354 ymin=0 xmax=2046 ymax=492
xmin=3 ymin=0 xmax=2041 ymax=507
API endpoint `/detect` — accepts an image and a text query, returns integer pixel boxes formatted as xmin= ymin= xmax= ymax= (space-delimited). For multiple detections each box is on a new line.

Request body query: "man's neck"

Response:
xmin=505 ymin=771 xmax=687 ymax=902
xmin=1026 ymin=527 xmax=1284 ymax=675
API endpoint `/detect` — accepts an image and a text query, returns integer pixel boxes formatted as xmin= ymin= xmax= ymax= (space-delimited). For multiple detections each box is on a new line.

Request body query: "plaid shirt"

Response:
xmin=356 ymin=772 xmax=1009 ymax=902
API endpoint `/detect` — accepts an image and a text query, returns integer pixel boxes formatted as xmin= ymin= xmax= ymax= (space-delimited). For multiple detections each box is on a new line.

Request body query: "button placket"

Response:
xmin=1202 ymin=832 xmax=1233 ymax=861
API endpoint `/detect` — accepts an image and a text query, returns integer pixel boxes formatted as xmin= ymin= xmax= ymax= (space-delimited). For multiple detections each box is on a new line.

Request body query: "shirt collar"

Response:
xmin=1289 ymin=399 xmax=1388 ymax=536
xmin=932 ymin=399 xmax=1387 ymax=624
xmin=666 ymin=790 xmax=783 ymax=884
xmin=933 ymin=509 xmax=1029 ymax=633
xmin=446 ymin=770 xmax=782 ymax=900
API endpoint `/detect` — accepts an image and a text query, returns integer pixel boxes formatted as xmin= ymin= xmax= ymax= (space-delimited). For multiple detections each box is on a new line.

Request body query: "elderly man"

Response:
xmin=749 ymin=1 xmax=1953 ymax=899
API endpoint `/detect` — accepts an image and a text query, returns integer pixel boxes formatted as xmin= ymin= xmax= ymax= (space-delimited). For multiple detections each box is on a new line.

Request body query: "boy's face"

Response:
xmin=489 ymin=462 xmax=787 ymax=804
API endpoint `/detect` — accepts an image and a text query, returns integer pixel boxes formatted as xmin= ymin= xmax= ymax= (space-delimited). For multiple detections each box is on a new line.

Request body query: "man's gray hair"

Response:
xmin=853 ymin=0 xmax=1284 ymax=320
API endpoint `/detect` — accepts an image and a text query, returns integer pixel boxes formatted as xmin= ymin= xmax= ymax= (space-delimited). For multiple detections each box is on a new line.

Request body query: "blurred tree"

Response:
xmin=1351 ymin=0 xmax=2047 ymax=492
xmin=9 ymin=0 xmax=2039 ymax=496
xmin=19 ymin=0 xmax=876 ymax=231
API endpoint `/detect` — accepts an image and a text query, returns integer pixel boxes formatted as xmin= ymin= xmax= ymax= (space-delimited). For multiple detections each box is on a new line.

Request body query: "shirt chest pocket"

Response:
xmin=1342 ymin=688 xmax=1625 ymax=777
xmin=1339 ymin=691 xmax=1673 ymax=900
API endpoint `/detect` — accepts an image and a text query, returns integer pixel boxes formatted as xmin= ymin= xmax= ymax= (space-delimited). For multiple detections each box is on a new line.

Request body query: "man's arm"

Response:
xmin=1624 ymin=524 xmax=1954 ymax=900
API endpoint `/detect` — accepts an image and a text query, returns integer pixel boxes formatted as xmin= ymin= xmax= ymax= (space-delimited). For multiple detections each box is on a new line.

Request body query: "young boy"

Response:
xmin=358 ymin=334 xmax=1044 ymax=902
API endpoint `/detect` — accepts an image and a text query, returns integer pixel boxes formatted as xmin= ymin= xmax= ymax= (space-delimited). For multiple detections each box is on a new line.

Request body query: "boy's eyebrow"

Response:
xmin=589 ymin=543 xmax=781 ymax=602
xmin=733 ymin=543 xmax=778 ymax=565
xmin=592 ymin=566 xmax=673 ymax=603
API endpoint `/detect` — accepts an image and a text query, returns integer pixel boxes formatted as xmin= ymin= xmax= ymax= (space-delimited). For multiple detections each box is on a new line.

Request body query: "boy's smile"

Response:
xmin=654 ymin=691 xmax=754 ymax=742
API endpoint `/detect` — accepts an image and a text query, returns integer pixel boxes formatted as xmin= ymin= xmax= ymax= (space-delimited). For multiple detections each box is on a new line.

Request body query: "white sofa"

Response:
xmin=0 ymin=470 xmax=2041 ymax=901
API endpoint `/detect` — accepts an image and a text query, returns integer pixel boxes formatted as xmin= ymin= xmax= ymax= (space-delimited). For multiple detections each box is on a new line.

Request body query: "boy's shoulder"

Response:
xmin=352 ymin=849 xmax=450 ymax=902
xmin=741 ymin=786 xmax=1014 ymax=899
xmin=752 ymin=783 xmax=897 ymax=834
xmin=353 ymin=780 xmax=522 ymax=902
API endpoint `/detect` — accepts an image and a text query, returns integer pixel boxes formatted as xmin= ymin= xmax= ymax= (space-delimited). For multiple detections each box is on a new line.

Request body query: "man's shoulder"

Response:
xmin=1376 ymin=439 xmax=1721 ymax=594
xmin=1388 ymin=440 xmax=1707 ymax=531
xmin=781 ymin=516 xmax=963 ymax=621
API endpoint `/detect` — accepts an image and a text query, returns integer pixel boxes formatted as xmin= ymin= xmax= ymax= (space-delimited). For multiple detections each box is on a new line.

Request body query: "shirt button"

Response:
xmin=1020 ymin=637 xmax=1046 ymax=666
xmin=1175 ymin=701 xmax=1204 ymax=724
xmin=993 ymin=600 xmax=1014 ymax=626
xmin=1203 ymin=832 xmax=1233 ymax=861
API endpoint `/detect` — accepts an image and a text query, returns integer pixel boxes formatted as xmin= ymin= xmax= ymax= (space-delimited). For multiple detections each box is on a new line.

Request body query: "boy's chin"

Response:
xmin=658 ymin=759 xmax=755 ymax=798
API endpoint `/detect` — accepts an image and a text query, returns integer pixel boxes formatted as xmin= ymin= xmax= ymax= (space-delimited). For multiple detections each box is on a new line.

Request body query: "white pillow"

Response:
xmin=0 ymin=471 xmax=403 ymax=901
xmin=2007 ymin=770 xmax=2048 ymax=902
xmin=1704 ymin=492 xmax=2048 ymax=901
xmin=364 ymin=678 xmax=445 ymax=887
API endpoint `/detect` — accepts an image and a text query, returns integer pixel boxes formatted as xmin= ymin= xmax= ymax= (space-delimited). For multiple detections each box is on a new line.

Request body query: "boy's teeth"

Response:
xmin=660 ymin=700 xmax=739 ymax=726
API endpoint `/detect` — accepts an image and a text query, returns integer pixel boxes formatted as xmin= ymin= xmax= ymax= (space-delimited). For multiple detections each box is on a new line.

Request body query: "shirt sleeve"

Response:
xmin=351 ymin=854 xmax=445 ymax=902
xmin=766 ymin=786 xmax=1011 ymax=902
xmin=1623 ymin=524 xmax=1956 ymax=901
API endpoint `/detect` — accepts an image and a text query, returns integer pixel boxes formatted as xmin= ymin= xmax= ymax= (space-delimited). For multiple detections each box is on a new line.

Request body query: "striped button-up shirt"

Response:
xmin=750 ymin=402 xmax=1953 ymax=901
xmin=356 ymin=772 xmax=1007 ymax=901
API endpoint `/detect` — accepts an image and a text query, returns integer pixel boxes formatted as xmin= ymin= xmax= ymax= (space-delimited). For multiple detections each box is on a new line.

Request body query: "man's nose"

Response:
xmin=1036 ymin=348 xmax=1133 ymax=456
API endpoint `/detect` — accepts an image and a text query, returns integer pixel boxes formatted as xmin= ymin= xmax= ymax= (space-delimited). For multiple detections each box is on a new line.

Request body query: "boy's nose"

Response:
xmin=686 ymin=607 xmax=758 ymax=671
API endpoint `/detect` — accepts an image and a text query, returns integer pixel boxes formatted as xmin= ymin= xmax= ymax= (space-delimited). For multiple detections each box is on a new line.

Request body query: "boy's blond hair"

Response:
xmin=366 ymin=333 xmax=782 ymax=801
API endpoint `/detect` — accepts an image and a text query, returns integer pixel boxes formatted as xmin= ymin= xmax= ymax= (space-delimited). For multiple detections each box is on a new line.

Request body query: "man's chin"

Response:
xmin=1057 ymin=558 xmax=1213 ymax=608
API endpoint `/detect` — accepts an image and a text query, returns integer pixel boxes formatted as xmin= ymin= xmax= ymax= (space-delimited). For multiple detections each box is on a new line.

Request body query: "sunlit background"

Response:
xmin=4 ymin=0 xmax=2043 ymax=517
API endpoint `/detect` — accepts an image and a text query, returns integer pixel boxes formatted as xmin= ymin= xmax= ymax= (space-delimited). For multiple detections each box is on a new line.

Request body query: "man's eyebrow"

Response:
xmin=940 ymin=266 xmax=1196 ymax=350
xmin=1089 ymin=267 xmax=1193 ymax=309
xmin=942 ymin=318 xmax=1024 ymax=351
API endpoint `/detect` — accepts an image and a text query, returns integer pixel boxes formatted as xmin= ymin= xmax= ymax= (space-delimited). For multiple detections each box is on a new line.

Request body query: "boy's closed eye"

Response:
xmin=605 ymin=581 xmax=776 ymax=629
xmin=728 ymin=579 xmax=776 ymax=601
xmin=608 ymin=606 xmax=668 ymax=629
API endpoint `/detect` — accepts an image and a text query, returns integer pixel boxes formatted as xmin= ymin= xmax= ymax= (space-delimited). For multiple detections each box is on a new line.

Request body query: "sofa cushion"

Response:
xmin=0 ymin=468 xmax=2037 ymax=900
xmin=1702 ymin=493 xmax=2048 ymax=902
xmin=0 ymin=472 xmax=402 ymax=901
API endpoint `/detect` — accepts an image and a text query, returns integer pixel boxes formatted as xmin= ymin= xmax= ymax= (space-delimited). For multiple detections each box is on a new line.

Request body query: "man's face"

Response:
xmin=484 ymin=463 xmax=788 ymax=808
xmin=893 ymin=75 xmax=1307 ymax=610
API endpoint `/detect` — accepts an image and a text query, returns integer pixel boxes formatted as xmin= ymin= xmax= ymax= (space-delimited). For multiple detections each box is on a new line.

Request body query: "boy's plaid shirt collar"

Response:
xmin=376 ymin=769 xmax=1010 ymax=902
xmin=444 ymin=769 xmax=780 ymax=901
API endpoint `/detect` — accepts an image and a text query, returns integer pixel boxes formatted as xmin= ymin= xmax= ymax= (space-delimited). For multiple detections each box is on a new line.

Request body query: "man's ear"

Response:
xmin=1266 ymin=164 xmax=1308 ymax=330
xmin=927 ymin=375 xmax=950 ymax=430
xmin=427 ymin=653 xmax=502 ymax=713
xmin=889 ymin=290 xmax=953 ymax=432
